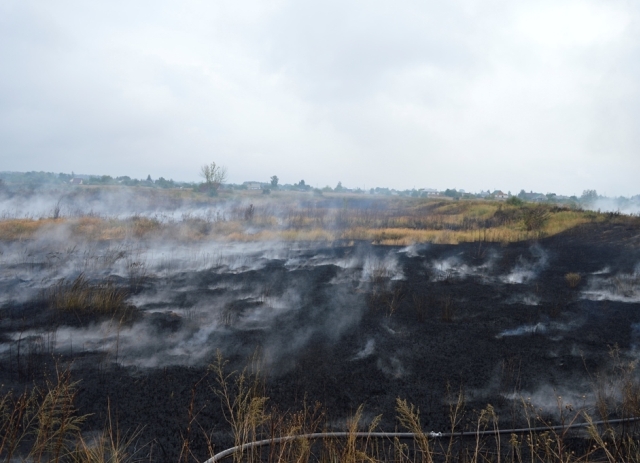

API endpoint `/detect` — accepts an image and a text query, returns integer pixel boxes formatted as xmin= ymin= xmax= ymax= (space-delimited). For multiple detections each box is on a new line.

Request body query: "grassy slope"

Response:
xmin=0 ymin=188 xmax=633 ymax=244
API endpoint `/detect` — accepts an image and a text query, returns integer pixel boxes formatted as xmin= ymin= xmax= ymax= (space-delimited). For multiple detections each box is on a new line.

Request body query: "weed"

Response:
xmin=210 ymin=352 xmax=269 ymax=463
xmin=48 ymin=274 xmax=133 ymax=320
xmin=565 ymin=272 xmax=581 ymax=288
xmin=522 ymin=206 xmax=550 ymax=232
xmin=440 ymin=296 xmax=454 ymax=322
xmin=0 ymin=366 xmax=88 ymax=462
xmin=412 ymin=294 xmax=428 ymax=322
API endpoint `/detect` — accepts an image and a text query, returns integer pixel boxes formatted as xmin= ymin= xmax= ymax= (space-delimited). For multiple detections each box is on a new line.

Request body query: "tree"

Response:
xmin=581 ymin=189 xmax=598 ymax=204
xmin=270 ymin=175 xmax=279 ymax=188
xmin=506 ymin=196 xmax=524 ymax=206
xmin=444 ymin=188 xmax=459 ymax=198
xmin=200 ymin=162 xmax=228 ymax=191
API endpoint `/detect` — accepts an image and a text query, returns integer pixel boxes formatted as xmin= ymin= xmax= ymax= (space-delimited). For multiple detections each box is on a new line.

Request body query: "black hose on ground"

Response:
xmin=204 ymin=416 xmax=640 ymax=463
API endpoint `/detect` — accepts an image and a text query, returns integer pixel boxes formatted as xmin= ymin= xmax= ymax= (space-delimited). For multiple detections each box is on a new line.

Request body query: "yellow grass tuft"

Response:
xmin=565 ymin=272 xmax=582 ymax=288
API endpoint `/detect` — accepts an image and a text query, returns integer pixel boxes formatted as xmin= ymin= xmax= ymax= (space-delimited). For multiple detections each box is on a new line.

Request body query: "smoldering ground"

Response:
xmin=0 ymin=219 xmax=640 ymax=461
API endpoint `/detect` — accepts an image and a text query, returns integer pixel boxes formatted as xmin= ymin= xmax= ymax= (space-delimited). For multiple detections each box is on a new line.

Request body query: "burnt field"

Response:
xmin=1 ymin=214 xmax=640 ymax=461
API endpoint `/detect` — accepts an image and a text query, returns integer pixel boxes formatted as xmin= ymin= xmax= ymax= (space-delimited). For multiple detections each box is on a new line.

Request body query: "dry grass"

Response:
xmin=48 ymin=274 xmax=133 ymax=319
xmin=0 ymin=197 xmax=633 ymax=245
xmin=565 ymin=272 xmax=582 ymax=288
xmin=1 ymin=352 xmax=640 ymax=462
xmin=0 ymin=367 xmax=89 ymax=462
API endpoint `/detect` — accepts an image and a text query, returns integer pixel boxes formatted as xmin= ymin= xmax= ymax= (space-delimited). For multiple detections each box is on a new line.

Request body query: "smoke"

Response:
xmin=0 ymin=234 xmax=374 ymax=372
xmin=502 ymin=384 xmax=593 ymax=417
xmin=352 ymin=339 xmax=375 ymax=360
xmin=428 ymin=251 xmax=497 ymax=282
xmin=588 ymin=198 xmax=640 ymax=215
xmin=376 ymin=356 xmax=406 ymax=379
xmin=504 ymin=294 xmax=540 ymax=306
xmin=581 ymin=264 xmax=640 ymax=303
xmin=500 ymin=245 xmax=549 ymax=284
xmin=495 ymin=318 xmax=583 ymax=339
xmin=397 ymin=243 xmax=429 ymax=258
xmin=496 ymin=323 xmax=547 ymax=338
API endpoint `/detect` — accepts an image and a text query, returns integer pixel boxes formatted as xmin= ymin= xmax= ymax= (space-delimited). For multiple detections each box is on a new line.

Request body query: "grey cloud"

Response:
xmin=0 ymin=0 xmax=639 ymax=195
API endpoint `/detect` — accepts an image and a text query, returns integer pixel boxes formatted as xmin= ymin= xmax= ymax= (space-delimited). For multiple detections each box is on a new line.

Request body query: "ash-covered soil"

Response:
xmin=1 ymin=221 xmax=639 ymax=461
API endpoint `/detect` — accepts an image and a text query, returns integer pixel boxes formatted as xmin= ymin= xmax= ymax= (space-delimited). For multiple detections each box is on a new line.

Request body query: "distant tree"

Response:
xmin=146 ymin=175 xmax=152 ymax=182
xmin=155 ymin=177 xmax=175 ymax=189
xmin=506 ymin=196 xmax=524 ymax=206
xmin=335 ymin=181 xmax=343 ymax=192
xmin=295 ymin=180 xmax=310 ymax=191
xmin=581 ymin=189 xmax=598 ymax=204
xmin=517 ymin=189 xmax=527 ymax=199
xmin=270 ymin=175 xmax=279 ymax=188
xmin=200 ymin=162 xmax=228 ymax=192
xmin=444 ymin=189 xmax=459 ymax=198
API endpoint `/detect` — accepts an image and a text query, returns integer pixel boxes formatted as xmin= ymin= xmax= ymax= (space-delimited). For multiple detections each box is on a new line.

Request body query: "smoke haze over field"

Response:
xmin=1 ymin=0 xmax=639 ymax=196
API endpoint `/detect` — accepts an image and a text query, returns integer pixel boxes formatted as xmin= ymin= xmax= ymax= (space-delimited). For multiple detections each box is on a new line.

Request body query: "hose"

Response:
xmin=204 ymin=416 xmax=640 ymax=463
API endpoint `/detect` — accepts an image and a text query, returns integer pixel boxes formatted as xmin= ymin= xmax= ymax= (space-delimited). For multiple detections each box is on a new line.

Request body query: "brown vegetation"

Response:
xmin=1 ymin=191 xmax=631 ymax=245
xmin=48 ymin=274 xmax=133 ymax=320
xmin=565 ymin=272 xmax=582 ymax=288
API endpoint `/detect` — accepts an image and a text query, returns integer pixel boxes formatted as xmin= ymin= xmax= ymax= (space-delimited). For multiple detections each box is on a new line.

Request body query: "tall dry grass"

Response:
xmin=0 ymin=198 xmax=623 ymax=245
xmin=206 ymin=351 xmax=640 ymax=463
xmin=48 ymin=274 xmax=133 ymax=320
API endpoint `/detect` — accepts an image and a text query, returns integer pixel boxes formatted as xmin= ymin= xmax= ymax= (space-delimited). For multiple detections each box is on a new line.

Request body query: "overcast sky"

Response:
xmin=1 ymin=0 xmax=638 ymax=195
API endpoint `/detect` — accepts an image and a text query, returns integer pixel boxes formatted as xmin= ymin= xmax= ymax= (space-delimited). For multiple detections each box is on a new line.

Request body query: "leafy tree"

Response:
xmin=444 ymin=188 xmax=459 ymax=198
xmin=270 ymin=175 xmax=279 ymax=188
xmin=200 ymin=162 xmax=228 ymax=192
xmin=335 ymin=181 xmax=343 ymax=192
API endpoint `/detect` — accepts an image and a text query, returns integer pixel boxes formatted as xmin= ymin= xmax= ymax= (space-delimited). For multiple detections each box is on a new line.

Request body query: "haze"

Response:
xmin=1 ymin=0 xmax=638 ymax=196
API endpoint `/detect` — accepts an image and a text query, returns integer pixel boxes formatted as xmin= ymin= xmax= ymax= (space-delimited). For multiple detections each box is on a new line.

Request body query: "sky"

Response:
xmin=0 ymin=0 xmax=639 ymax=196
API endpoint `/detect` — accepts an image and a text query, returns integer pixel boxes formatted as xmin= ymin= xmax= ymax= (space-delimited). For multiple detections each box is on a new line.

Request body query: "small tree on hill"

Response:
xmin=200 ymin=162 xmax=227 ymax=192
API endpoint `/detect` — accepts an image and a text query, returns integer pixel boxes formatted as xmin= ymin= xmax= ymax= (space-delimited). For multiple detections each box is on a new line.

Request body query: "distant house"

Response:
xmin=493 ymin=190 xmax=508 ymax=200
xmin=421 ymin=188 xmax=440 ymax=197
xmin=69 ymin=178 xmax=84 ymax=185
xmin=243 ymin=181 xmax=262 ymax=190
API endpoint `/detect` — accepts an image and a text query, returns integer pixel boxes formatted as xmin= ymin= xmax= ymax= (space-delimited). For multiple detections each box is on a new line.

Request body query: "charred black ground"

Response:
xmin=0 ymin=221 xmax=639 ymax=461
